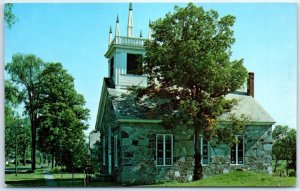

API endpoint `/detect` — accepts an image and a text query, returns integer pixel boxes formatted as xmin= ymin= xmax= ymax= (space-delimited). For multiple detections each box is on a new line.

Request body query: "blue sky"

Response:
xmin=4 ymin=3 xmax=297 ymax=136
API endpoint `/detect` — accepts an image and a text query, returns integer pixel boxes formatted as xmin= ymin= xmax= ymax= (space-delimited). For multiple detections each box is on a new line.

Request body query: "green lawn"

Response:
xmin=6 ymin=169 xmax=296 ymax=187
xmin=52 ymin=172 xmax=85 ymax=187
xmin=154 ymin=171 xmax=296 ymax=187
xmin=5 ymin=169 xmax=46 ymax=187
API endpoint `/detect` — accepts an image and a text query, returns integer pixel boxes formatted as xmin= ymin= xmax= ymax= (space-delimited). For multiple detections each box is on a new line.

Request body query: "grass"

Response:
xmin=5 ymin=167 xmax=296 ymax=187
xmin=5 ymin=169 xmax=46 ymax=187
xmin=153 ymin=171 xmax=296 ymax=187
xmin=52 ymin=172 xmax=85 ymax=187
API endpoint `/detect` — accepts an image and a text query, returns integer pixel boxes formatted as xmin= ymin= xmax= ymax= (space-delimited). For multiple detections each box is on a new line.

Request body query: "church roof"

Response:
xmin=105 ymin=80 xmax=275 ymax=125
xmin=219 ymin=93 xmax=275 ymax=124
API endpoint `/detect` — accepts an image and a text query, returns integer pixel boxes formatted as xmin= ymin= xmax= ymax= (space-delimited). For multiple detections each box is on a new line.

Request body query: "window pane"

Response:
xmin=127 ymin=54 xmax=143 ymax=75
xmin=202 ymin=138 xmax=209 ymax=165
xmin=231 ymin=143 xmax=236 ymax=164
xmin=165 ymin=135 xmax=172 ymax=165
xmin=238 ymin=136 xmax=244 ymax=164
xmin=157 ymin=135 xmax=164 ymax=165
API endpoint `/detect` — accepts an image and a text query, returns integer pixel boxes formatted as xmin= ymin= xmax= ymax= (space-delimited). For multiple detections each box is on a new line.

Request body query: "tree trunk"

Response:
xmin=274 ymin=158 xmax=278 ymax=172
xmin=30 ymin=113 xmax=36 ymax=171
xmin=15 ymin=136 xmax=18 ymax=176
xmin=193 ymin=118 xmax=203 ymax=180
xmin=286 ymin=159 xmax=289 ymax=176
xmin=51 ymin=155 xmax=55 ymax=169
xmin=23 ymin=148 xmax=26 ymax=166
xmin=31 ymin=127 xmax=36 ymax=171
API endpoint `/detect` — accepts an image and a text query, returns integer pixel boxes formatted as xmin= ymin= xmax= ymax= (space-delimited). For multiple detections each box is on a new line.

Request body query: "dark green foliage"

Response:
xmin=6 ymin=54 xmax=45 ymax=171
xmin=37 ymin=63 xmax=90 ymax=170
xmin=5 ymin=54 xmax=90 ymax=171
xmin=138 ymin=3 xmax=248 ymax=180
xmin=272 ymin=125 xmax=296 ymax=176
xmin=4 ymin=3 xmax=17 ymax=28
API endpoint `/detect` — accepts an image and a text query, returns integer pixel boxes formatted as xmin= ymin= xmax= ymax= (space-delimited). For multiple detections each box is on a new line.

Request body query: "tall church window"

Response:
xmin=231 ymin=135 xmax=244 ymax=165
xmin=127 ymin=54 xmax=143 ymax=75
xmin=156 ymin=134 xmax=173 ymax=166
xmin=201 ymin=136 xmax=210 ymax=165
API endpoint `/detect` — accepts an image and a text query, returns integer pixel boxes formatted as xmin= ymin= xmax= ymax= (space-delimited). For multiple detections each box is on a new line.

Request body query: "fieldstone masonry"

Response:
xmin=110 ymin=123 xmax=272 ymax=184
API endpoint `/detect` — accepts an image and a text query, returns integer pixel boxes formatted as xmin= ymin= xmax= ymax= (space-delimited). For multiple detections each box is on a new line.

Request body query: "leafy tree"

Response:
xmin=272 ymin=125 xmax=296 ymax=176
xmin=5 ymin=54 xmax=45 ymax=171
xmin=4 ymin=3 xmax=17 ymax=28
xmin=138 ymin=3 xmax=247 ymax=180
xmin=4 ymin=80 xmax=22 ymax=164
xmin=37 ymin=63 xmax=89 ymax=170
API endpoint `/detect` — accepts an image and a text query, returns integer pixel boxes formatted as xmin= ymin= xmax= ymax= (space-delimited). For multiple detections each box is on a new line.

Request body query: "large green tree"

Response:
xmin=272 ymin=125 xmax=296 ymax=176
xmin=139 ymin=3 xmax=247 ymax=180
xmin=37 ymin=63 xmax=89 ymax=170
xmin=5 ymin=54 xmax=45 ymax=171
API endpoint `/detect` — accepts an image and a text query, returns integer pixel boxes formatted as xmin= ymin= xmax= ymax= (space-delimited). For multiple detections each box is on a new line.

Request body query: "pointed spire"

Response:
xmin=108 ymin=26 xmax=112 ymax=46
xmin=129 ymin=2 xmax=133 ymax=10
xmin=127 ymin=2 xmax=134 ymax=37
xmin=140 ymin=30 xmax=143 ymax=38
xmin=148 ymin=19 xmax=153 ymax=40
xmin=115 ymin=15 xmax=120 ymax=36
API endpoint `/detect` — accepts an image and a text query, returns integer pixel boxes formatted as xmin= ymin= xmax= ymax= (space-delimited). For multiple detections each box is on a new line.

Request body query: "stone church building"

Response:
xmin=94 ymin=3 xmax=275 ymax=185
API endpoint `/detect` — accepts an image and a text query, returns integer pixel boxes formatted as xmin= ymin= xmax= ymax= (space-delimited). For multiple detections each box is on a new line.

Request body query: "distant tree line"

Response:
xmin=5 ymin=54 xmax=90 ymax=172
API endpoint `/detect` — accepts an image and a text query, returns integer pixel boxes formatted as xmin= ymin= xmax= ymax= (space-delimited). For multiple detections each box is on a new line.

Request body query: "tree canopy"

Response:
xmin=5 ymin=54 xmax=90 ymax=171
xmin=37 ymin=63 xmax=89 ymax=170
xmin=138 ymin=3 xmax=248 ymax=180
xmin=5 ymin=54 xmax=45 ymax=171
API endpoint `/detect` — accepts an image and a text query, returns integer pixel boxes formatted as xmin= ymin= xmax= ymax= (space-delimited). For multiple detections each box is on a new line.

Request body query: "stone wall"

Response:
xmin=118 ymin=123 xmax=195 ymax=185
xmin=113 ymin=123 xmax=272 ymax=184
xmin=204 ymin=125 xmax=272 ymax=177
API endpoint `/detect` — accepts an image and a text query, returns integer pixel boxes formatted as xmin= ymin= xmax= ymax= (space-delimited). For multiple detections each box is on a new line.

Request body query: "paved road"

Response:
xmin=43 ymin=169 xmax=58 ymax=186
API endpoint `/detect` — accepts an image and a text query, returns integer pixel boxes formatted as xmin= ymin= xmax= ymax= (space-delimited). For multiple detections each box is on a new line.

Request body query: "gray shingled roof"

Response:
xmin=220 ymin=93 xmax=275 ymax=123
xmin=107 ymin=86 xmax=275 ymax=124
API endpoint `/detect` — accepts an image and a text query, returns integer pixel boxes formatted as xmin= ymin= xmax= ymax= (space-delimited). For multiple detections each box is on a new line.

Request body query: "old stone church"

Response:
xmin=94 ymin=3 xmax=275 ymax=184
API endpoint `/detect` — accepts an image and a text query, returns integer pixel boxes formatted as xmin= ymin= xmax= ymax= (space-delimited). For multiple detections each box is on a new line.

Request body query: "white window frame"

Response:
xmin=200 ymin=135 xmax=210 ymax=166
xmin=230 ymin=135 xmax=244 ymax=165
xmin=114 ymin=135 xmax=118 ymax=167
xmin=103 ymin=138 xmax=106 ymax=165
xmin=156 ymin=134 xmax=173 ymax=166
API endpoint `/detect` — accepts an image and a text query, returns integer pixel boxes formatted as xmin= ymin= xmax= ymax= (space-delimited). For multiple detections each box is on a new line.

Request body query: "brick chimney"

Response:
xmin=247 ymin=72 xmax=254 ymax=97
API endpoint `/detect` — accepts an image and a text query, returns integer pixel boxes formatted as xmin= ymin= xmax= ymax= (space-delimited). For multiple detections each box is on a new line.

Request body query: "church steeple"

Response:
xmin=108 ymin=26 xmax=112 ymax=46
xmin=104 ymin=2 xmax=148 ymax=89
xmin=127 ymin=2 xmax=134 ymax=37
xmin=115 ymin=15 xmax=120 ymax=37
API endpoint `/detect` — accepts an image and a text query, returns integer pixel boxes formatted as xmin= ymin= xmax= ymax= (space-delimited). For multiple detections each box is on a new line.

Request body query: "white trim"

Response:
xmin=156 ymin=134 xmax=173 ymax=166
xmin=230 ymin=135 xmax=244 ymax=165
